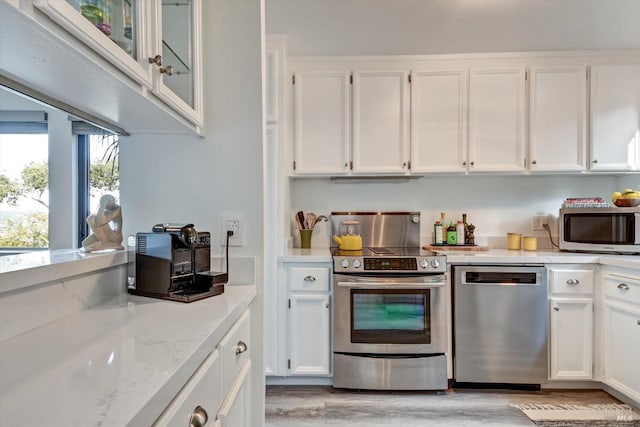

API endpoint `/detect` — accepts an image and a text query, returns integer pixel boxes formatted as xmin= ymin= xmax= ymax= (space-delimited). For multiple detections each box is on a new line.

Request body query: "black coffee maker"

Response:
xmin=130 ymin=223 xmax=226 ymax=302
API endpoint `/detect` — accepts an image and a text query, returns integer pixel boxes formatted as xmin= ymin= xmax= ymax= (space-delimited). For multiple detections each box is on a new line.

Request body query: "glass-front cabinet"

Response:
xmin=33 ymin=0 xmax=203 ymax=130
xmin=151 ymin=0 xmax=203 ymax=128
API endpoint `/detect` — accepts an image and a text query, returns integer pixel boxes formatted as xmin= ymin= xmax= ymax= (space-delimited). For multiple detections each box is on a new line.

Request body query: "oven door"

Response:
xmin=333 ymin=273 xmax=446 ymax=355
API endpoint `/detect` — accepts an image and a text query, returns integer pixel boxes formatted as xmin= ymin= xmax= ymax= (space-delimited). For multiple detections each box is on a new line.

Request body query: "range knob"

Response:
xmin=341 ymin=259 xmax=350 ymax=268
xmin=431 ymin=259 xmax=440 ymax=268
xmin=420 ymin=259 xmax=429 ymax=269
xmin=353 ymin=259 xmax=362 ymax=269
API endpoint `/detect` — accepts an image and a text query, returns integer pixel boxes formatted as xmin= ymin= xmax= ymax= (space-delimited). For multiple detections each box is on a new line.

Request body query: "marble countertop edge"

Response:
xmin=0 ymin=249 xmax=128 ymax=294
xmin=280 ymin=247 xmax=640 ymax=268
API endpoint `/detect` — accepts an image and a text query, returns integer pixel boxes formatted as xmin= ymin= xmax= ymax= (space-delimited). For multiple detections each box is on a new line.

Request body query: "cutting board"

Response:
xmin=423 ymin=244 xmax=490 ymax=251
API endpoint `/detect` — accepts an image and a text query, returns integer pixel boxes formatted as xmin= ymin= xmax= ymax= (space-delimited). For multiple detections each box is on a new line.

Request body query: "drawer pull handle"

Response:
xmin=553 ymin=307 xmax=560 ymax=311
xmin=189 ymin=406 xmax=208 ymax=427
xmin=235 ymin=340 xmax=248 ymax=355
xmin=304 ymin=275 xmax=316 ymax=282
xmin=566 ymin=279 xmax=580 ymax=285
xmin=618 ymin=283 xmax=630 ymax=291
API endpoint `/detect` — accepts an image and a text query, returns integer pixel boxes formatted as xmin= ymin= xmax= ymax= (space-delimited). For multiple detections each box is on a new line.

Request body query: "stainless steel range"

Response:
xmin=331 ymin=212 xmax=448 ymax=391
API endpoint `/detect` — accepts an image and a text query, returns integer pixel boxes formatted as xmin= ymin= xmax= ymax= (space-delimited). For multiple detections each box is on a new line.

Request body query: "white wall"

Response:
xmin=119 ymin=0 xmax=265 ymax=424
xmin=266 ymin=0 xmax=640 ymax=56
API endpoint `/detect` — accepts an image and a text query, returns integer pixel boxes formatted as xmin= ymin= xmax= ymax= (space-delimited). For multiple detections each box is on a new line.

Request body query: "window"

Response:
xmin=77 ymin=130 xmax=120 ymax=247
xmin=0 ymin=113 xmax=49 ymax=249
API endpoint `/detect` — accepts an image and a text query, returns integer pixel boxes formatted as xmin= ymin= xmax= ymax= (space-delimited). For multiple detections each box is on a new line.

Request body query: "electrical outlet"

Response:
xmin=221 ymin=213 xmax=245 ymax=246
xmin=532 ymin=215 xmax=548 ymax=231
xmin=226 ymin=220 xmax=240 ymax=236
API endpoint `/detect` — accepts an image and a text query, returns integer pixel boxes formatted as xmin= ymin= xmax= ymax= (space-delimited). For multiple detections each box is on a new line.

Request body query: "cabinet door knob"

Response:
xmin=566 ymin=279 xmax=580 ymax=285
xmin=462 ymin=161 xmax=467 ymax=166
xmin=189 ymin=406 xmax=208 ymax=427
xmin=235 ymin=340 xmax=248 ymax=354
xmin=325 ymin=303 xmax=330 ymax=308
xmin=592 ymin=159 xmax=598 ymax=164
xmin=304 ymin=275 xmax=316 ymax=282
xmin=148 ymin=54 xmax=162 ymax=66
xmin=553 ymin=307 xmax=560 ymax=311
xmin=470 ymin=161 xmax=475 ymax=167
xmin=637 ymin=320 xmax=640 ymax=326
xmin=618 ymin=283 xmax=630 ymax=291
xmin=532 ymin=160 xmax=537 ymax=165
xmin=160 ymin=65 xmax=174 ymax=76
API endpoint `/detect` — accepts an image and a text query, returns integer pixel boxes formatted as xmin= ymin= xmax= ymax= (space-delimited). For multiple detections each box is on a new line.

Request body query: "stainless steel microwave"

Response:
xmin=559 ymin=207 xmax=640 ymax=254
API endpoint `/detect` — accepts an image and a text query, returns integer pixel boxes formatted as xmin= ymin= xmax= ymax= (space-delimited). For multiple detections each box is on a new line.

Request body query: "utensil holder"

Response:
xmin=299 ymin=229 xmax=313 ymax=249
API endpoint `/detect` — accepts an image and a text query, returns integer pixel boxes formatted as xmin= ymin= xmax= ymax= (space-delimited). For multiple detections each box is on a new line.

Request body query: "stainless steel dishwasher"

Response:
xmin=453 ymin=265 xmax=548 ymax=385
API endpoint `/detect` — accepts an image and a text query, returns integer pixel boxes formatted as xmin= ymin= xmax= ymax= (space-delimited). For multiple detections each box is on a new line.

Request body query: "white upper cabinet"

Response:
xmin=590 ymin=64 xmax=640 ymax=171
xmin=529 ymin=66 xmax=587 ymax=172
xmin=469 ymin=67 xmax=526 ymax=172
xmin=33 ymin=0 xmax=152 ymax=88
xmin=34 ymin=0 xmax=204 ymax=130
xmin=293 ymin=71 xmax=351 ymax=175
xmin=150 ymin=0 xmax=204 ymax=129
xmin=352 ymin=70 xmax=410 ymax=175
xmin=410 ymin=69 xmax=468 ymax=174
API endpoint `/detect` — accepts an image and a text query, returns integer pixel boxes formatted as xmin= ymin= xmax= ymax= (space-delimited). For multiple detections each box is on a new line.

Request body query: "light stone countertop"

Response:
xmin=280 ymin=248 xmax=332 ymax=263
xmin=0 ymin=249 xmax=128 ymax=293
xmin=0 ymin=284 xmax=256 ymax=427
xmin=281 ymin=247 xmax=640 ymax=269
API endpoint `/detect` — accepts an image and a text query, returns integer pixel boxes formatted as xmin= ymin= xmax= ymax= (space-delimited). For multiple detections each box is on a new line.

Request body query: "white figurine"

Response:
xmin=81 ymin=194 xmax=124 ymax=252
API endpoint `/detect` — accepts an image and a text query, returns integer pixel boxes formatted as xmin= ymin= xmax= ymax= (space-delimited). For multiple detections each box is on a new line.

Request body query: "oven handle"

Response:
xmin=337 ymin=281 xmax=445 ymax=289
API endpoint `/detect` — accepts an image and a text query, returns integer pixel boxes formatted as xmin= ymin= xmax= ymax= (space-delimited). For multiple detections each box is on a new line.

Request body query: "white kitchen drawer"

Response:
xmin=604 ymin=273 xmax=640 ymax=306
xmin=153 ymin=349 xmax=222 ymax=427
xmin=288 ymin=267 xmax=330 ymax=292
xmin=549 ymin=268 xmax=594 ymax=295
xmin=219 ymin=310 xmax=251 ymax=393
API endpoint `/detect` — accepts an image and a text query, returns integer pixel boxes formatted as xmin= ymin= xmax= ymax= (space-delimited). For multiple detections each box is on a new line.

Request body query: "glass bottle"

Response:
xmin=456 ymin=221 xmax=465 ymax=245
xmin=446 ymin=221 xmax=457 ymax=245
xmin=434 ymin=221 xmax=443 ymax=245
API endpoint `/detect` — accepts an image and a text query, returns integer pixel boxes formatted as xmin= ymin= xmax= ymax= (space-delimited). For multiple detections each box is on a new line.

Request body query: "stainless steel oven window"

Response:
xmin=350 ymin=289 xmax=430 ymax=345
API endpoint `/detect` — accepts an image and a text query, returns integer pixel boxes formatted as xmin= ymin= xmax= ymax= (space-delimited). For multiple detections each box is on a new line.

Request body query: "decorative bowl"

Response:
xmin=614 ymin=198 xmax=640 ymax=207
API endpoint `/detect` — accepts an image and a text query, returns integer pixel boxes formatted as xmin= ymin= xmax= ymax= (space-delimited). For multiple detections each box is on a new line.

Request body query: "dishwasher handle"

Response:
xmin=460 ymin=269 xmax=545 ymax=286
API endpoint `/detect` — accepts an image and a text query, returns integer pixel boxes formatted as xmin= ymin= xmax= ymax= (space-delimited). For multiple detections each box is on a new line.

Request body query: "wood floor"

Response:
xmin=265 ymin=386 xmax=622 ymax=426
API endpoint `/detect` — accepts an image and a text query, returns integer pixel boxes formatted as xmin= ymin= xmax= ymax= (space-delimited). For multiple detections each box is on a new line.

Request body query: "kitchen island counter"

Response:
xmin=0 ymin=284 xmax=256 ymax=427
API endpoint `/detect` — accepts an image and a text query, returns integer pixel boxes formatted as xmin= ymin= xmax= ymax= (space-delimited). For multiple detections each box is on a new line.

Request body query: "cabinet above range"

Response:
xmin=289 ymin=51 xmax=640 ymax=177
xmin=1 ymin=0 xmax=203 ymax=135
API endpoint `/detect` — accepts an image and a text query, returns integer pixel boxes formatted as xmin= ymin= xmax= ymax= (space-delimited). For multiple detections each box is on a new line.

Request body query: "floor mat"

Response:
xmin=511 ymin=403 xmax=640 ymax=426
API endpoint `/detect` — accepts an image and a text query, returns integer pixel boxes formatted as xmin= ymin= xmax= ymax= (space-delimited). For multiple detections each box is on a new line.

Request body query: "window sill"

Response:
xmin=0 ymin=249 xmax=128 ymax=294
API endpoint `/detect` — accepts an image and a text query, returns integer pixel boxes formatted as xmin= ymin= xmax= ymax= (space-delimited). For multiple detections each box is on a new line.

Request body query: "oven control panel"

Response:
xmin=333 ymin=256 xmax=446 ymax=273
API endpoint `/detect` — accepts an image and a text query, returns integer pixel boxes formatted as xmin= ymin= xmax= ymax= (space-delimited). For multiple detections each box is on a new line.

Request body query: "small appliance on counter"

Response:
xmin=129 ymin=223 xmax=227 ymax=302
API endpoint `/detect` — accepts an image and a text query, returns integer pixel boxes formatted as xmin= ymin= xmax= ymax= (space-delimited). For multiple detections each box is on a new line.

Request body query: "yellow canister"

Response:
xmin=507 ymin=233 xmax=522 ymax=250
xmin=523 ymin=236 xmax=538 ymax=251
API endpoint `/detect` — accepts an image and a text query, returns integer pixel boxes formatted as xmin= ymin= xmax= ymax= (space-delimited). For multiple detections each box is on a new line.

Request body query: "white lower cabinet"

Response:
xmin=289 ymin=294 xmax=331 ymax=375
xmin=153 ymin=349 xmax=223 ymax=426
xmin=550 ymin=298 xmax=593 ymax=380
xmin=602 ymin=269 xmax=640 ymax=402
xmin=286 ymin=263 xmax=332 ymax=376
xmin=547 ymin=265 xmax=594 ymax=380
xmin=216 ymin=361 xmax=252 ymax=427
xmin=153 ymin=310 xmax=252 ymax=426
